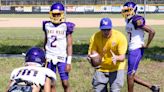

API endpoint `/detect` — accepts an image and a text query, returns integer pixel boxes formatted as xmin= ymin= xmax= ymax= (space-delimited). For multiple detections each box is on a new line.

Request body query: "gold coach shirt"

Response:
xmin=88 ymin=29 xmax=128 ymax=72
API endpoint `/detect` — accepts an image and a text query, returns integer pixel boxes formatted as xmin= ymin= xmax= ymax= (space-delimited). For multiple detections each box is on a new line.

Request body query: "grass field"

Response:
xmin=0 ymin=26 xmax=163 ymax=58
xmin=0 ymin=58 xmax=163 ymax=92
xmin=0 ymin=14 xmax=163 ymax=92
xmin=0 ymin=26 xmax=163 ymax=92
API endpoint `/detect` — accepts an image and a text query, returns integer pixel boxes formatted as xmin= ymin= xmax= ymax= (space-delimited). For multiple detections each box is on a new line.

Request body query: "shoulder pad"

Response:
xmin=132 ymin=15 xmax=145 ymax=29
xmin=65 ymin=22 xmax=75 ymax=35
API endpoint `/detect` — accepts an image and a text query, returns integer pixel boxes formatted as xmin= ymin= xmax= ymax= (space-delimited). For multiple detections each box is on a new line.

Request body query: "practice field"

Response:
xmin=0 ymin=26 xmax=163 ymax=56
xmin=0 ymin=58 xmax=164 ymax=92
xmin=0 ymin=14 xmax=163 ymax=92
xmin=0 ymin=26 xmax=163 ymax=92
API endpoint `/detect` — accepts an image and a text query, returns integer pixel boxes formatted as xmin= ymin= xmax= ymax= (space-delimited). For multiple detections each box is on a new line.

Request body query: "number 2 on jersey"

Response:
xmin=51 ymin=35 xmax=57 ymax=47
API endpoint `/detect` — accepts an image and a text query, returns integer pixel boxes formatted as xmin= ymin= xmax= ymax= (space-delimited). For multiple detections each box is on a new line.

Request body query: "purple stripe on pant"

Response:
xmin=47 ymin=61 xmax=69 ymax=80
xmin=127 ymin=48 xmax=144 ymax=75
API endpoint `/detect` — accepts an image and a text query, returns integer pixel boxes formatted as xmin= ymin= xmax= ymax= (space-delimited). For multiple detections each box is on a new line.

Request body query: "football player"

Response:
xmin=43 ymin=2 xmax=75 ymax=92
xmin=122 ymin=1 xmax=159 ymax=92
xmin=6 ymin=47 xmax=56 ymax=92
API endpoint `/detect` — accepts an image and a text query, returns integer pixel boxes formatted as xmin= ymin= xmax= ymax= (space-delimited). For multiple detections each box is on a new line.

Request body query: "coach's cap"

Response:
xmin=99 ymin=17 xmax=112 ymax=30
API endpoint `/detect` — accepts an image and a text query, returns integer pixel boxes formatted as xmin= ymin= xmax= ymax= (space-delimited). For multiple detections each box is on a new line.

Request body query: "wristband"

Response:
xmin=67 ymin=56 xmax=72 ymax=64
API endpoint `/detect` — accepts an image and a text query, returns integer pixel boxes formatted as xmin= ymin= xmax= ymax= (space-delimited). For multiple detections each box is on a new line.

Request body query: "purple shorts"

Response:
xmin=127 ymin=48 xmax=144 ymax=75
xmin=47 ymin=61 xmax=69 ymax=80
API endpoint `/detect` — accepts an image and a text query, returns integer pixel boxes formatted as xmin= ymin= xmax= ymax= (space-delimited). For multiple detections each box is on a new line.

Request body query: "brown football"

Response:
xmin=89 ymin=51 xmax=102 ymax=67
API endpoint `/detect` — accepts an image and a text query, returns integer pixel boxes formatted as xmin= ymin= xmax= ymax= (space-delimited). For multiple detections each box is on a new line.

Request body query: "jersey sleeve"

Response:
xmin=10 ymin=69 xmax=18 ymax=80
xmin=43 ymin=21 xmax=51 ymax=32
xmin=66 ymin=22 xmax=75 ymax=35
xmin=118 ymin=34 xmax=128 ymax=55
xmin=88 ymin=34 xmax=97 ymax=54
xmin=42 ymin=21 xmax=46 ymax=32
xmin=132 ymin=15 xmax=145 ymax=29
xmin=45 ymin=68 xmax=56 ymax=81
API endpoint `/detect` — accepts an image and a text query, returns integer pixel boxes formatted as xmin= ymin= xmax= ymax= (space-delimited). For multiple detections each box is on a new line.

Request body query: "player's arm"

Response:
xmin=43 ymin=31 xmax=47 ymax=51
xmin=44 ymin=77 xmax=52 ymax=92
xmin=6 ymin=69 xmax=17 ymax=92
xmin=142 ymin=25 xmax=155 ymax=48
xmin=67 ymin=33 xmax=73 ymax=63
xmin=132 ymin=15 xmax=155 ymax=48
xmin=44 ymin=68 xmax=57 ymax=92
xmin=66 ymin=22 xmax=75 ymax=72
xmin=42 ymin=21 xmax=48 ymax=50
xmin=66 ymin=33 xmax=72 ymax=72
xmin=5 ymin=80 xmax=12 ymax=92
xmin=66 ymin=22 xmax=75 ymax=64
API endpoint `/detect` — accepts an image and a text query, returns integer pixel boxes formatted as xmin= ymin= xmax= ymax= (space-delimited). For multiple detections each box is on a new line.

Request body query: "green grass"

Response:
xmin=0 ymin=27 xmax=44 ymax=54
xmin=0 ymin=24 xmax=163 ymax=91
xmin=0 ymin=13 xmax=164 ymax=19
xmin=0 ymin=58 xmax=163 ymax=92
xmin=0 ymin=26 xmax=163 ymax=60
xmin=0 ymin=13 xmax=163 ymax=92
xmin=0 ymin=27 xmax=98 ymax=54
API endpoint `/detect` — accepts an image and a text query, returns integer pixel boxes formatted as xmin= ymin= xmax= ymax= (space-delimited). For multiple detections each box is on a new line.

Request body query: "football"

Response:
xmin=88 ymin=51 xmax=102 ymax=67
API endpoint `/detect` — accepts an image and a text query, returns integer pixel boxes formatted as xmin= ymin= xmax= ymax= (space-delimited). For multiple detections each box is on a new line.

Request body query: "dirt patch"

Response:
xmin=0 ymin=18 xmax=164 ymax=28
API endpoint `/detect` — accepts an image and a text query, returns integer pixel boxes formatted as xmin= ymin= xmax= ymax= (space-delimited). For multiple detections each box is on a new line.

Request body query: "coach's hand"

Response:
xmin=66 ymin=64 xmax=72 ymax=72
xmin=110 ymin=50 xmax=117 ymax=65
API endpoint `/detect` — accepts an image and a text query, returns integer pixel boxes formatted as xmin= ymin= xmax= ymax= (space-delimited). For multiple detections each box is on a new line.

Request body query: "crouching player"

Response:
xmin=6 ymin=47 xmax=56 ymax=92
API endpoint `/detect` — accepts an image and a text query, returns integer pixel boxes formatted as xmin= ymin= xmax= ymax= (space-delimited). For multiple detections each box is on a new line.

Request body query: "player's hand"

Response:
xmin=66 ymin=64 xmax=72 ymax=72
xmin=142 ymin=44 xmax=148 ymax=49
xmin=110 ymin=50 xmax=117 ymax=65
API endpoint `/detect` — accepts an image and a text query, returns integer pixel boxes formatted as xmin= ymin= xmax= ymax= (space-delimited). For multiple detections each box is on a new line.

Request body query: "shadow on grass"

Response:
xmin=143 ymin=46 xmax=164 ymax=62
xmin=0 ymin=42 xmax=163 ymax=62
xmin=0 ymin=45 xmax=31 ymax=54
xmin=0 ymin=42 xmax=43 ymax=54
xmin=0 ymin=42 xmax=89 ymax=55
xmin=73 ymin=44 xmax=164 ymax=62
xmin=73 ymin=43 xmax=89 ymax=55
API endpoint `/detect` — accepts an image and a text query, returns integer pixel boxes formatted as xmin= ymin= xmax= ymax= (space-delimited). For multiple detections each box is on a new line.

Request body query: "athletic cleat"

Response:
xmin=150 ymin=85 xmax=160 ymax=92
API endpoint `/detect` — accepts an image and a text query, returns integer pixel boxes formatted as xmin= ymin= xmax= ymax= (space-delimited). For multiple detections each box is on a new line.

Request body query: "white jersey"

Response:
xmin=44 ymin=22 xmax=67 ymax=63
xmin=10 ymin=66 xmax=56 ymax=86
xmin=43 ymin=21 xmax=75 ymax=64
xmin=125 ymin=15 xmax=145 ymax=50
